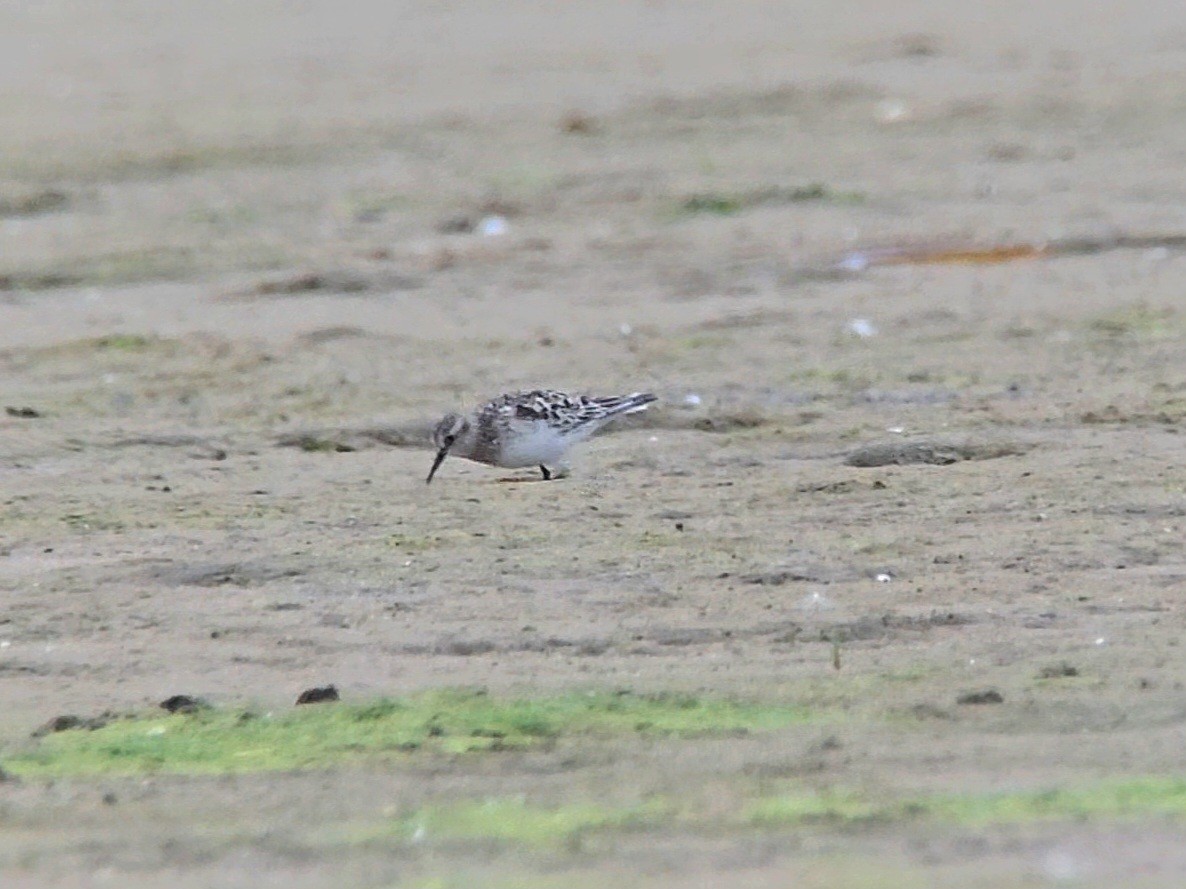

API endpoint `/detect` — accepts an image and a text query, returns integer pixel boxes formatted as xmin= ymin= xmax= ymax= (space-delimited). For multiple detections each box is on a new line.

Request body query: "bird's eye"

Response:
xmin=444 ymin=435 xmax=455 ymax=446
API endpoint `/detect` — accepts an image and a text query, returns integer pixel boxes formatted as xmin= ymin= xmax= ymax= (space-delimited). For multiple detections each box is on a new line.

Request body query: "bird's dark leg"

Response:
xmin=539 ymin=465 xmax=552 ymax=481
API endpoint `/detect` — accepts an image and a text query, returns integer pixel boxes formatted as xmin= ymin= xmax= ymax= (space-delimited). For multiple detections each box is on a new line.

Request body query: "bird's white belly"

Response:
xmin=497 ymin=422 xmax=569 ymax=467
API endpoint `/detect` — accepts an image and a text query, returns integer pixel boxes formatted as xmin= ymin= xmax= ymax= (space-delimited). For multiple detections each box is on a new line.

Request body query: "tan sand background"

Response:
xmin=3 ymin=1 xmax=1186 ymax=885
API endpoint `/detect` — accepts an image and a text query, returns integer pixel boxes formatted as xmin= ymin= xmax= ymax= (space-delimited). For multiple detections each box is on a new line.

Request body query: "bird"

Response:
xmin=426 ymin=389 xmax=657 ymax=483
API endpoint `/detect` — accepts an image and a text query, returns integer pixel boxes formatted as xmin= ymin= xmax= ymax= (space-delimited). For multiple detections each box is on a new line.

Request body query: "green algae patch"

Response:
xmin=5 ymin=690 xmax=814 ymax=778
xmin=747 ymin=777 xmax=1186 ymax=828
xmin=678 ymin=183 xmax=865 ymax=217
xmin=388 ymin=797 xmax=671 ymax=848
xmin=746 ymin=790 xmax=879 ymax=825
xmin=906 ymin=777 xmax=1186 ymax=824
xmin=361 ymin=778 xmax=1186 ymax=853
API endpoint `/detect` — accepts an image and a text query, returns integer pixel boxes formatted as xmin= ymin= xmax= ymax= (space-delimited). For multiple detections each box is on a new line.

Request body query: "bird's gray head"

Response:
xmin=426 ymin=412 xmax=469 ymax=484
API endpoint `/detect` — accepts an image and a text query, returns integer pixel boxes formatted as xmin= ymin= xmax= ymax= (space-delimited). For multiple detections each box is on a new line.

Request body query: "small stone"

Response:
xmin=160 ymin=695 xmax=210 ymax=714
xmin=296 ymin=685 xmax=340 ymax=705
xmin=1037 ymin=662 xmax=1079 ymax=680
xmin=957 ymin=689 xmax=1004 ymax=705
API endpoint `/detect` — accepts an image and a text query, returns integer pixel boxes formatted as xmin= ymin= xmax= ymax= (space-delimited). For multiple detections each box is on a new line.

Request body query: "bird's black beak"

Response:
xmin=425 ymin=442 xmax=451 ymax=484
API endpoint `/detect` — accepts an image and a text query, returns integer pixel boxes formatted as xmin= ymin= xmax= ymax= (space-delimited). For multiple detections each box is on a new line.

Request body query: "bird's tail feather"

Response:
xmin=598 ymin=392 xmax=657 ymax=416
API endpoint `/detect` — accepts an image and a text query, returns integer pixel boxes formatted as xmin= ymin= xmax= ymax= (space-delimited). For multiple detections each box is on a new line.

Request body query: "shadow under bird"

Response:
xmin=426 ymin=389 xmax=657 ymax=483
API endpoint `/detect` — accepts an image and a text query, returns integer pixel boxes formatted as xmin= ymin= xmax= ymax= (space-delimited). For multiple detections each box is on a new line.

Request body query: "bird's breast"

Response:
xmin=495 ymin=421 xmax=570 ymax=467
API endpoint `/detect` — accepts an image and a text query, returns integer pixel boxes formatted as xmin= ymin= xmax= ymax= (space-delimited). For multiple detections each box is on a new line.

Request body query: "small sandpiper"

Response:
xmin=426 ymin=389 xmax=657 ymax=483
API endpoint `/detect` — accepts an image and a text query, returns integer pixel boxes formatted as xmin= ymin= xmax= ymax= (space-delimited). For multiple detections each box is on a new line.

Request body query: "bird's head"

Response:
xmin=426 ymin=412 xmax=469 ymax=483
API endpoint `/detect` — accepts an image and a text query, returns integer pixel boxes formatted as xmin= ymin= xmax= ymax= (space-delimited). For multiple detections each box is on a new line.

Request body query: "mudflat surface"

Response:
xmin=3 ymin=2 xmax=1186 ymax=886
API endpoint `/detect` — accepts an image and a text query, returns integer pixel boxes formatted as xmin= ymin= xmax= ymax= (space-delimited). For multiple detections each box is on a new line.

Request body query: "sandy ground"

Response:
xmin=4 ymin=1 xmax=1186 ymax=885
